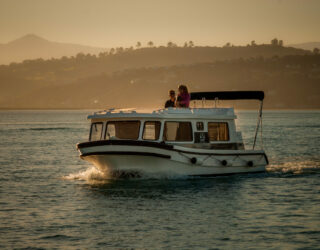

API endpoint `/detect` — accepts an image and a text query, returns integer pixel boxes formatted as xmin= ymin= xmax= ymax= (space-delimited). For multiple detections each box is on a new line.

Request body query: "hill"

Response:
xmin=289 ymin=42 xmax=320 ymax=51
xmin=0 ymin=50 xmax=319 ymax=109
xmin=0 ymin=34 xmax=107 ymax=65
xmin=0 ymin=43 xmax=310 ymax=83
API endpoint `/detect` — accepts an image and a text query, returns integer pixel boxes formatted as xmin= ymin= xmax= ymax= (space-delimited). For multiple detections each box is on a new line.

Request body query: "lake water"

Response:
xmin=0 ymin=110 xmax=319 ymax=249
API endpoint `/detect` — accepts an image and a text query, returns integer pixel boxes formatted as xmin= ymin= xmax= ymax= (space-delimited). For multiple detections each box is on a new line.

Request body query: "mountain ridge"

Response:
xmin=0 ymin=34 xmax=107 ymax=65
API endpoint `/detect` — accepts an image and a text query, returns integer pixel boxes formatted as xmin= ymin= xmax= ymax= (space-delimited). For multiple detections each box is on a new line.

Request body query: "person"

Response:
xmin=176 ymin=85 xmax=190 ymax=108
xmin=165 ymin=90 xmax=176 ymax=108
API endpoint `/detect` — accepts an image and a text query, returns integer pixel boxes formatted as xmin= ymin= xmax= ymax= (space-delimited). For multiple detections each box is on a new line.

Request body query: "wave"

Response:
xmin=27 ymin=127 xmax=75 ymax=131
xmin=40 ymin=234 xmax=75 ymax=240
xmin=1 ymin=127 xmax=79 ymax=132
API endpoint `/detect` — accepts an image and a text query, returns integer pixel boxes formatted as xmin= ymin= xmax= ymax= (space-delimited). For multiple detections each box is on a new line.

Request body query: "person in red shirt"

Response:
xmin=176 ymin=85 xmax=190 ymax=108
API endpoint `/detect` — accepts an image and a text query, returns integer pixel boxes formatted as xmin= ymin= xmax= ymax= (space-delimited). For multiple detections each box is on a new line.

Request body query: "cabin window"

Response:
xmin=208 ymin=122 xmax=229 ymax=141
xmin=106 ymin=121 xmax=140 ymax=140
xmin=143 ymin=121 xmax=161 ymax=140
xmin=163 ymin=122 xmax=193 ymax=141
xmin=90 ymin=122 xmax=103 ymax=141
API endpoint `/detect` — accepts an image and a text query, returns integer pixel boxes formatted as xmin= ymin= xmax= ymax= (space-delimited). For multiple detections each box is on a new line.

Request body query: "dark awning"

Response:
xmin=190 ymin=91 xmax=264 ymax=101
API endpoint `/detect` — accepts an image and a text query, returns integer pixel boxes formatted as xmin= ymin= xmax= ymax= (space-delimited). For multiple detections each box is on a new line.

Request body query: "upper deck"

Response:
xmin=88 ymin=107 xmax=236 ymax=121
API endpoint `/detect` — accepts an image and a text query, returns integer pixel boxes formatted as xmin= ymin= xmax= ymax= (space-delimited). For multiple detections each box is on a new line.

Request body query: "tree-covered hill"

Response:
xmin=1 ymin=53 xmax=319 ymax=109
xmin=0 ymin=43 xmax=309 ymax=86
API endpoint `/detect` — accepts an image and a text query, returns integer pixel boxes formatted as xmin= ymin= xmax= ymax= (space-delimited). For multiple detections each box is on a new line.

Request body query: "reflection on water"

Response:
xmin=0 ymin=110 xmax=319 ymax=249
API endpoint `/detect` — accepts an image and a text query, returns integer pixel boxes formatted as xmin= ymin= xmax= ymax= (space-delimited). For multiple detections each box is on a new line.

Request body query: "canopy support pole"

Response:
xmin=253 ymin=100 xmax=263 ymax=150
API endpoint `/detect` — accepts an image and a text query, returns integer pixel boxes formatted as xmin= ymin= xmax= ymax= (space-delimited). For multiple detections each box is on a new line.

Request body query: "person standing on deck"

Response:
xmin=176 ymin=85 xmax=190 ymax=108
xmin=165 ymin=90 xmax=176 ymax=108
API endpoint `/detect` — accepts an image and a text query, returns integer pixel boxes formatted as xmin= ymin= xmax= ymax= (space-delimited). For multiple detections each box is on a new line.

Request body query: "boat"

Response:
xmin=77 ymin=91 xmax=268 ymax=177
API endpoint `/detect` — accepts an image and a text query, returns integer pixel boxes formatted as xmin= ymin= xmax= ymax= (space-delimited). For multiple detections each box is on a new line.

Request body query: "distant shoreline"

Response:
xmin=1 ymin=108 xmax=319 ymax=111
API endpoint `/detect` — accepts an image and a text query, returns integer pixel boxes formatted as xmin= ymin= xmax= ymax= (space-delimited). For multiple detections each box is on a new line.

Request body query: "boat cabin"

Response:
xmin=87 ymin=107 xmax=245 ymax=150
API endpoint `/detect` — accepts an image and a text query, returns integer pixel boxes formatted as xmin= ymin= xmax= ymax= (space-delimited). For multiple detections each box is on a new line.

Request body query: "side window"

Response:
xmin=106 ymin=121 xmax=140 ymax=140
xmin=163 ymin=122 xmax=193 ymax=141
xmin=143 ymin=121 xmax=161 ymax=140
xmin=208 ymin=122 xmax=229 ymax=141
xmin=90 ymin=122 xmax=103 ymax=141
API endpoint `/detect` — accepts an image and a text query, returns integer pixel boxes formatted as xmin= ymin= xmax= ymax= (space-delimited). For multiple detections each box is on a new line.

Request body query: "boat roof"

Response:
xmin=190 ymin=91 xmax=264 ymax=101
xmin=88 ymin=107 xmax=236 ymax=120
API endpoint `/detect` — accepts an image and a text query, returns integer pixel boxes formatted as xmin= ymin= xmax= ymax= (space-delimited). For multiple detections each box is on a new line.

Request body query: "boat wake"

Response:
xmin=63 ymin=160 xmax=320 ymax=183
xmin=63 ymin=167 xmax=189 ymax=182
xmin=267 ymin=160 xmax=320 ymax=174
xmin=63 ymin=167 xmax=109 ymax=182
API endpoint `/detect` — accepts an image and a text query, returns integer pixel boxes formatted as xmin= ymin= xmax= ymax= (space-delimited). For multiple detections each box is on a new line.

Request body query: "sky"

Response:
xmin=0 ymin=0 xmax=320 ymax=48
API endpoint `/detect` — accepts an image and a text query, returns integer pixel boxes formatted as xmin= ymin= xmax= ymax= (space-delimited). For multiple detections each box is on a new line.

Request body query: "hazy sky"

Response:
xmin=0 ymin=0 xmax=319 ymax=47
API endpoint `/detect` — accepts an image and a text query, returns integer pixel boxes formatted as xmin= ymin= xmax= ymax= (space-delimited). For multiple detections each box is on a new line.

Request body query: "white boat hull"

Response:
xmin=78 ymin=141 xmax=268 ymax=177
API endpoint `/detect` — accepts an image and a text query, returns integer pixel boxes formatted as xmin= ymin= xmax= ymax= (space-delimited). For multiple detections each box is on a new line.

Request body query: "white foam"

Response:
xmin=63 ymin=167 xmax=109 ymax=182
xmin=63 ymin=166 xmax=189 ymax=182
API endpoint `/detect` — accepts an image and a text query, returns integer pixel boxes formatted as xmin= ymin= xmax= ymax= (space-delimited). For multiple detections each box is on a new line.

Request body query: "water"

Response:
xmin=0 ymin=110 xmax=319 ymax=249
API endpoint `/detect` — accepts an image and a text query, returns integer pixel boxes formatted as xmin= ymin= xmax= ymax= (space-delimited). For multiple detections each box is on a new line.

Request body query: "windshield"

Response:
xmin=106 ymin=121 xmax=140 ymax=140
xmin=90 ymin=123 xmax=103 ymax=141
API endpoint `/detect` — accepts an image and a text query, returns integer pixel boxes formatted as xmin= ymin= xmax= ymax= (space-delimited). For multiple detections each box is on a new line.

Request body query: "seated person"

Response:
xmin=176 ymin=85 xmax=190 ymax=108
xmin=165 ymin=90 xmax=176 ymax=108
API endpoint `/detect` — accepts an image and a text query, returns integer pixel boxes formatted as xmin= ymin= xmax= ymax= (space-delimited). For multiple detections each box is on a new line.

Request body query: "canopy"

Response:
xmin=190 ymin=91 xmax=264 ymax=101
